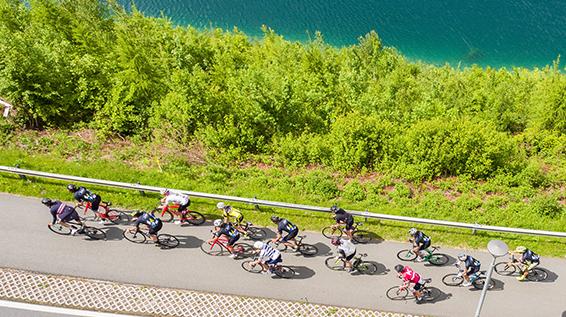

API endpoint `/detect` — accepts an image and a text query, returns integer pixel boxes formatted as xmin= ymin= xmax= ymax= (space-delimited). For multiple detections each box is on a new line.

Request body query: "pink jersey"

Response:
xmin=401 ymin=266 xmax=421 ymax=284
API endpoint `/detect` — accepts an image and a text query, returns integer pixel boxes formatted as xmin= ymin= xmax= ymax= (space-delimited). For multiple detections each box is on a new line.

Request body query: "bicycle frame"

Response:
xmin=81 ymin=201 xmax=108 ymax=215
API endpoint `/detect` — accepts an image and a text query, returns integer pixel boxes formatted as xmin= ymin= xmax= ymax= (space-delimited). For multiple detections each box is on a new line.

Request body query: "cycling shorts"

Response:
xmin=525 ymin=261 xmax=539 ymax=271
xmin=468 ymin=266 xmax=480 ymax=275
xmin=148 ymin=221 xmax=163 ymax=235
xmin=418 ymin=239 xmax=431 ymax=251
xmin=413 ymin=280 xmax=425 ymax=291
xmin=227 ymin=234 xmax=240 ymax=246
xmin=266 ymin=255 xmax=282 ymax=265
xmin=178 ymin=201 xmax=190 ymax=213
xmin=281 ymin=228 xmax=298 ymax=242
xmin=339 ymin=249 xmax=356 ymax=261
xmin=343 ymin=218 xmax=354 ymax=231
xmin=59 ymin=209 xmax=80 ymax=223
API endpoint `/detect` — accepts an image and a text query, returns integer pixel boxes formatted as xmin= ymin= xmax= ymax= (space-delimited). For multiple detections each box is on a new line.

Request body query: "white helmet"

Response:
xmin=160 ymin=189 xmax=170 ymax=195
xmin=213 ymin=219 xmax=223 ymax=227
xmin=216 ymin=202 xmax=225 ymax=209
xmin=254 ymin=241 xmax=264 ymax=249
xmin=409 ymin=228 xmax=417 ymax=236
xmin=457 ymin=253 xmax=467 ymax=261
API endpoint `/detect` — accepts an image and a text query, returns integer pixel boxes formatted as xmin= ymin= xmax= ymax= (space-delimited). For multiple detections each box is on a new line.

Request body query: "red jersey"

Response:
xmin=401 ymin=266 xmax=421 ymax=284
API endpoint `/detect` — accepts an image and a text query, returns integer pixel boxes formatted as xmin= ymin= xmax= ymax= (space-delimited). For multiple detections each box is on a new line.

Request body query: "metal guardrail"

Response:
xmin=1 ymin=165 xmax=565 ymax=238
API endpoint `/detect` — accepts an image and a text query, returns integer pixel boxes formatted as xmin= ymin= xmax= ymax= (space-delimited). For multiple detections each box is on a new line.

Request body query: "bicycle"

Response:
xmin=241 ymin=256 xmax=295 ymax=279
xmin=274 ymin=235 xmax=318 ymax=256
xmin=48 ymin=222 xmax=106 ymax=240
xmin=494 ymin=255 xmax=548 ymax=282
xmin=77 ymin=201 xmax=130 ymax=224
xmin=123 ymin=227 xmax=179 ymax=249
xmin=200 ymin=234 xmax=253 ymax=258
xmin=151 ymin=205 xmax=205 ymax=225
xmin=396 ymin=246 xmax=449 ymax=266
xmin=386 ymin=277 xmax=438 ymax=302
xmin=324 ymin=253 xmax=378 ymax=274
xmin=236 ymin=222 xmax=267 ymax=240
xmin=321 ymin=222 xmax=372 ymax=244
xmin=442 ymin=266 xmax=494 ymax=290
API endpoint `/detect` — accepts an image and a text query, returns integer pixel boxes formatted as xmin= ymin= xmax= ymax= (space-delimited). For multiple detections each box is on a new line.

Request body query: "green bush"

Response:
xmin=531 ymin=195 xmax=563 ymax=219
xmin=342 ymin=180 xmax=366 ymax=202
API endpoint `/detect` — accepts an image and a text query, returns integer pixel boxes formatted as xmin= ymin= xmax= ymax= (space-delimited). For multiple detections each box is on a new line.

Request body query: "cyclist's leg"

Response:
xmin=227 ymin=235 xmax=240 ymax=253
xmin=345 ymin=251 xmax=356 ymax=271
xmin=92 ymin=195 xmax=103 ymax=215
xmin=413 ymin=281 xmax=424 ymax=300
xmin=345 ymin=220 xmax=354 ymax=240
xmin=282 ymin=229 xmax=298 ymax=249
xmin=148 ymin=222 xmax=162 ymax=243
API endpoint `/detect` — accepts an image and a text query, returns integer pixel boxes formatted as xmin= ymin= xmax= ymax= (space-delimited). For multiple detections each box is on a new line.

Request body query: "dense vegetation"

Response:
xmin=0 ymin=0 xmax=564 ymax=254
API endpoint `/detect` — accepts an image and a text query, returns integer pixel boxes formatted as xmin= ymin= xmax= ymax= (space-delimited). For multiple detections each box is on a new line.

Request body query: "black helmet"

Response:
xmin=394 ymin=264 xmax=404 ymax=273
xmin=41 ymin=198 xmax=53 ymax=206
xmin=270 ymin=215 xmax=280 ymax=223
xmin=330 ymin=205 xmax=339 ymax=213
xmin=67 ymin=184 xmax=77 ymax=192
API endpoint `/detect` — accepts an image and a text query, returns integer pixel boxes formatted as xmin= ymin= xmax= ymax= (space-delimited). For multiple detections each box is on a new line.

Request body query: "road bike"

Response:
xmin=396 ymin=246 xmax=449 ymax=266
xmin=442 ymin=267 xmax=494 ymax=290
xmin=324 ymin=253 xmax=378 ymax=274
xmin=321 ymin=222 xmax=372 ymax=244
xmin=48 ymin=222 xmax=106 ymax=240
xmin=494 ymin=255 xmax=548 ymax=282
xmin=151 ymin=205 xmax=205 ymax=225
xmin=77 ymin=201 xmax=130 ymax=224
xmin=241 ymin=256 xmax=295 ymax=279
xmin=235 ymin=222 xmax=267 ymax=240
xmin=386 ymin=277 xmax=438 ymax=302
xmin=274 ymin=235 xmax=318 ymax=256
xmin=123 ymin=227 xmax=180 ymax=249
xmin=200 ymin=234 xmax=253 ymax=258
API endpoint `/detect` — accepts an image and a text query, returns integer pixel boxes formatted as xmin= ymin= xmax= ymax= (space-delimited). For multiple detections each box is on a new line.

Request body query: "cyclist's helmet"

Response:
xmin=159 ymin=189 xmax=170 ymax=196
xmin=67 ymin=184 xmax=77 ymax=192
xmin=408 ymin=228 xmax=417 ymax=236
xmin=41 ymin=198 xmax=53 ymax=206
xmin=270 ymin=215 xmax=280 ymax=223
xmin=330 ymin=205 xmax=339 ymax=213
xmin=515 ymin=246 xmax=527 ymax=253
xmin=457 ymin=253 xmax=467 ymax=261
xmin=394 ymin=264 xmax=404 ymax=273
xmin=216 ymin=202 xmax=225 ymax=209
xmin=253 ymin=241 xmax=264 ymax=249
xmin=213 ymin=219 xmax=223 ymax=227
xmin=330 ymin=237 xmax=341 ymax=246
xmin=130 ymin=211 xmax=143 ymax=218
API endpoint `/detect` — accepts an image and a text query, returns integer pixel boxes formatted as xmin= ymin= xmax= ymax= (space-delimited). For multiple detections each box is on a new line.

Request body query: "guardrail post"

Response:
xmin=136 ymin=182 xmax=145 ymax=196
xmin=252 ymin=196 xmax=261 ymax=211
xmin=472 ymin=223 xmax=479 ymax=235
xmin=14 ymin=164 xmax=26 ymax=180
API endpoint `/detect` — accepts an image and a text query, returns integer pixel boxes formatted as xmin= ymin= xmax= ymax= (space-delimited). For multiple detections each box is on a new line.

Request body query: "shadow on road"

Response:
xmin=312 ymin=242 xmax=332 ymax=257
xmin=561 ymin=311 xmax=566 ymax=317
xmin=539 ymin=268 xmax=559 ymax=283
xmin=421 ymin=287 xmax=452 ymax=304
xmin=364 ymin=261 xmax=389 ymax=276
xmin=103 ymin=227 xmax=125 ymax=241
xmin=176 ymin=235 xmax=204 ymax=249
xmin=289 ymin=266 xmax=316 ymax=280
xmin=467 ymin=278 xmax=505 ymax=292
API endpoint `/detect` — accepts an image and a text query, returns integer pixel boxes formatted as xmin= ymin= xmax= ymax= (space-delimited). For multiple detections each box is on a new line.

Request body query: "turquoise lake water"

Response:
xmin=120 ymin=0 xmax=566 ymax=68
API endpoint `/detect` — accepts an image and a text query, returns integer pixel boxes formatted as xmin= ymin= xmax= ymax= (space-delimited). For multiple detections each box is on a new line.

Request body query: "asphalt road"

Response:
xmin=1 ymin=193 xmax=565 ymax=317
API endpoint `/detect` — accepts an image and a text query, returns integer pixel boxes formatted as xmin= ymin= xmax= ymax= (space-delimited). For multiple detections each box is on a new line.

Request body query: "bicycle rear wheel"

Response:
xmin=158 ymin=234 xmax=179 ymax=249
xmin=428 ymin=253 xmax=449 ymax=266
xmin=352 ymin=230 xmax=372 ymax=244
xmin=322 ymin=227 xmax=343 ymax=239
xmin=185 ymin=211 xmax=205 ymax=225
xmin=396 ymin=249 xmax=417 ymax=261
xmin=386 ymin=286 xmax=409 ymax=300
xmin=200 ymin=241 xmax=225 ymax=256
xmin=84 ymin=227 xmax=106 ymax=240
xmin=273 ymin=266 xmax=295 ymax=279
xmin=357 ymin=261 xmax=378 ymax=275
xmin=105 ymin=209 xmax=121 ymax=224
xmin=298 ymin=244 xmax=318 ymax=257
xmin=245 ymin=227 xmax=267 ymax=240
xmin=151 ymin=209 xmax=174 ymax=222
xmin=494 ymin=262 xmax=517 ymax=276
xmin=48 ymin=224 xmax=72 ymax=235
xmin=442 ymin=273 xmax=463 ymax=286
xmin=123 ymin=229 xmax=147 ymax=244
xmin=527 ymin=268 xmax=548 ymax=282
xmin=241 ymin=260 xmax=263 ymax=273
xmin=325 ymin=257 xmax=346 ymax=271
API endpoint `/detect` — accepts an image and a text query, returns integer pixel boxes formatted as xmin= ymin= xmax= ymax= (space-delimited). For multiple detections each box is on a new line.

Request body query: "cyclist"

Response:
xmin=67 ymin=184 xmax=106 ymax=223
xmin=408 ymin=228 xmax=431 ymax=262
xmin=251 ymin=241 xmax=283 ymax=276
xmin=270 ymin=215 xmax=299 ymax=250
xmin=158 ymin=189 xmax=191 ymax=225
xmin=216 ymin=202 xmax=246 ymax=234
xmin=456 ymin=253 xmax=481 ymax=287
xmin=210 ymin=219 xmax=241 ymax=258
xmin=512 ymin=246 xmax=540 ymax=281
xmin=395 ymin=264 xmax=426 ymax=302
xmin=42 ymin=198 xmax=84 ymax=235
xmin=330 ymin=205 xmax=354 ymax=240
xmin=331 ymin=237 xmax=357 ymax=272
xmin=129 ymin=211 xmax=163 ymax=244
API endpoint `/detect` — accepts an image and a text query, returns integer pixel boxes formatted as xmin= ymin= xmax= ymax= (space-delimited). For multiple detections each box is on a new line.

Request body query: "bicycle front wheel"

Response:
xmin=428 ymin=253 xmax=449 ymax=266
xmin=298 ymin=244 xmax=318 ymax=257
xmin=185 ymin=211 xmax=205 ymax=225
xmin=245 ymin=227 xmax=267 ymax=240
xmin=151 ymin=209 xmax=174 ymax=222
xmin=241 ymin=260 xmax=263 ymax=273
xmin=528 ymin=268 xmax=548 ymax=282
xmin=158 ymin=234 xmax=179 ymax=249
xmin=48 ymin=224 xmax=72 ymax=235
xmin=200 ymin=241 xmax=225 ymax=256
xmin=494 ymin=262 xmax=516 ymax=276
xmin=352 ymin=230 xmax=372 ymax=244
xmin=84 ymin=227 xmax=106 ymax=240
xmin=324 ymin=257 xmax=346 ymax=271
xmin=386 ymin=286 xmax=409 ymax=300
xmin=274 ymin=266 xmax=295 ymax=279
xmin=357 ymin=261 xmax=378 ymax=275
xmin=322 ymin=227 xmax=343 ymax=239
xmin=233 ymin=243 xmax=254 ymax=258
xmin=105 ymin=209 xmax=122 ymax=224
xmin=442 ymin=273 xmax=463 ymax=286
xmin=123 ymin=230 xmax=147 ymax=244
xmin=396 ymin=249 xmax=417 ymax=261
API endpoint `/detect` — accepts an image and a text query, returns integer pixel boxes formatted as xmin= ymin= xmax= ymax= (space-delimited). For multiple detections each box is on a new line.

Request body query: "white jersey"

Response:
xmin=338 ymin=238 xmax=356 ymax=257
xmin=259 ymin=244 xmax=281 ymax=262
xmin=165 ymin=193 xmax=189 ymax=206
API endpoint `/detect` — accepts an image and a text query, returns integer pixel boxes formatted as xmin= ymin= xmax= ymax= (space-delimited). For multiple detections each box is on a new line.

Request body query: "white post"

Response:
xmin=475 ymin=256 xmax=496 ymax=317
xmin=1 ymin=99 xmax=12 ymax=118
xmin=475 ymin=240 xmax=508 ymax=317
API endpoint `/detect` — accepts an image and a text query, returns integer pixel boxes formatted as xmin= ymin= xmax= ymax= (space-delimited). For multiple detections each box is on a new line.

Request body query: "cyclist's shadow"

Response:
xmin=420 ymin=287 xmax=452 ymax=304
xmin=102 ymin=227 xmax=125 ymax=241
xmin=176 ymin=235 xmax=204 ymax=249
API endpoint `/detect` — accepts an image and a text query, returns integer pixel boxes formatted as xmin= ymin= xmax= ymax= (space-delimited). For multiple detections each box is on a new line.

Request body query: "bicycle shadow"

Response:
xmin=360 ymin=261 xmax=389 ymax=276
xmin=288 ymin=266 xmax=316 ymax=280
xmin=102 ymin=227 xmax=125 ymax=241
xmin=467 ymin=278 xmax=505 ymax=292
xmin=419 ymin=287 xmax=452 ymax=304
xmin=311 ymin=242 xmax=332 ymax=257
xmin=539 ymin=268 xmax=559 ymax=283
xmin=357 ymin=232 xmax=384 ymax=245
xmin=176 ymin=235 xmax=204 ymax=249
xmin=423 ymin=254 xmax=457 ymax=267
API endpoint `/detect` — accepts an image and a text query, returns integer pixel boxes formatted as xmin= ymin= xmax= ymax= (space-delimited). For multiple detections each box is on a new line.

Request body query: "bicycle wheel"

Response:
xmin=105 ymin=209 xmax=121 ymax=224
xmin=274 ymin=266 xmax=295 ymax=279
xmin=185 ymin=211 xmax=205 ymax=225
xmin=151 ymin=209 xmax=174 ymax=222
xmin=84 ymin=227 xmax=106 ymax=240
xmin=357 ymin=261 xmax=378 ymax=275
xmin=386 ymin=286 xmax=409 ymax=300
xmin=472 ymin=277 xmax=494 ymax=290
xmin=48 ymin=224 xmax=72 ymax=235
xmin=298 ymin=244 xmax=318 ymax=257
xmin=396 ymin=249 xmax=417 ymax=261
xmin=117 ymin=211 xmax=133 ymax=223
xmin=494 ymin=262 xmax=517 ymax=276
xmin=245 ymin=227 xmax=267 ymax=240
xmin=233 ymin=243 xmax=254 ymax=258
xmin=527 ymin=268 xmax=548 ymax=282
xmin=442 ymin=273 xmax=463 ymax=286
xmin=200 ymin=241 xmax=225 ymax=256
xmin=428 ymin=253 xmax=449 ymax=266
xmin=158 ymin=234 xmax=179 ymax=249
xmin=123 ymin=229 xmax=147 ymax=244
xmin=421 ymin=287 xmax=439 ymax=302
xmin=352 ymin=230 xmax=372 ymax=244
xmin=325 ymin=257 xmax=346 ymax=271
xmin=241 ymin=260 xmax=263 ymax=273
xmin=322 ymin=227 xmax=343 ymax=239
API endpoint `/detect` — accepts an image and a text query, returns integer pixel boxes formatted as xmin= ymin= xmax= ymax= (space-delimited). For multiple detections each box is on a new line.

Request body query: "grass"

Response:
xmin=1 ymin=146 xmax=564 ymax=257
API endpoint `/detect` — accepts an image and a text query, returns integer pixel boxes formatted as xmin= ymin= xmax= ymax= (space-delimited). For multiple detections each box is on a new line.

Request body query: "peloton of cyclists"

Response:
xmin=270 ymin=215 xmax=299 ymax=250
xmin=409 ymin=228 xmax=431 ymax=262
